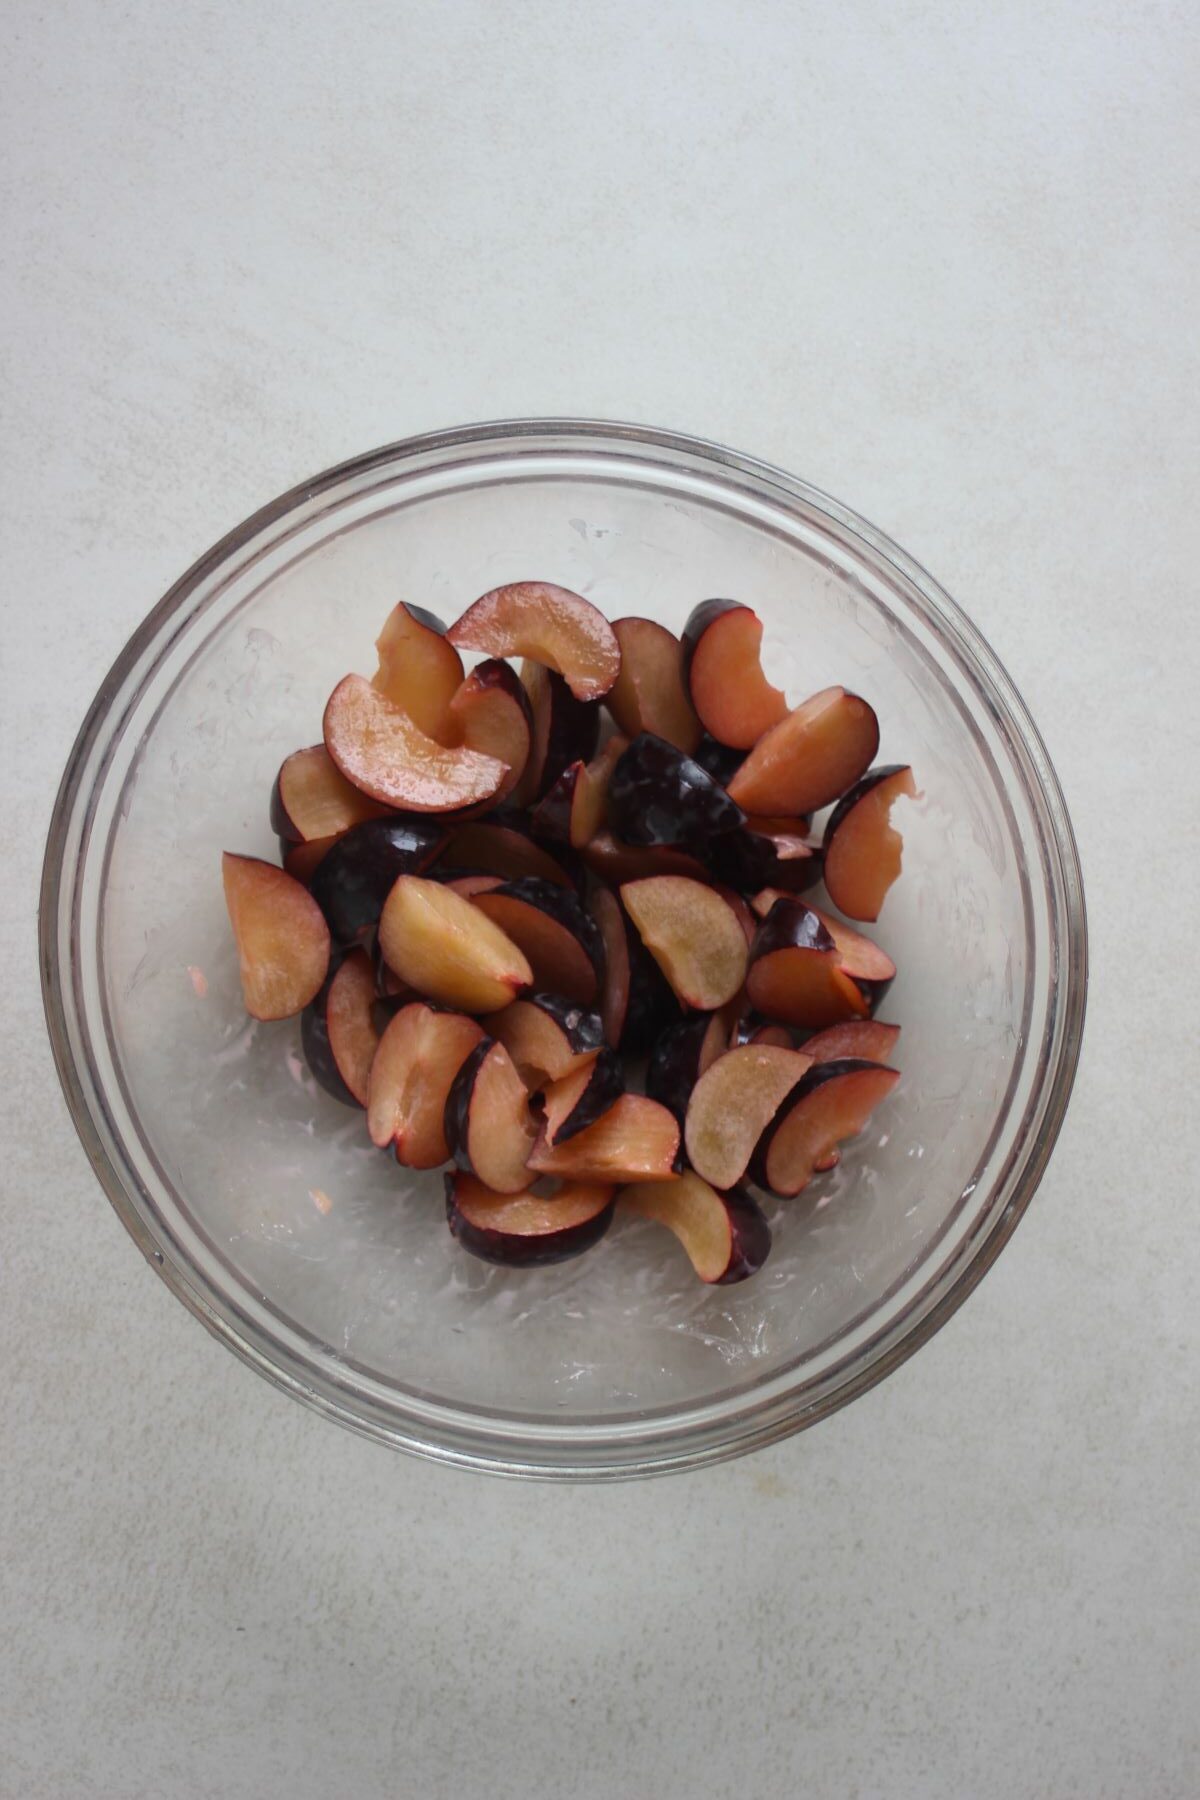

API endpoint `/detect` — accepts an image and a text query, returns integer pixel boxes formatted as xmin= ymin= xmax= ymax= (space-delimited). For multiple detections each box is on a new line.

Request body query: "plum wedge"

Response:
xmin=726 ymin=686 xmax=880 ymax=815
xmin=443 ymin=815 xmax=578 ymax=889
xmin=748 ymin=893 xmax=897 ymax=1015
xmin=608 ymin=733 xmax=745 ymax=851
xmin=446 ymin=1173 xmax=615 ymax=1267
xmin=448 ymin=583 xmax=621 ymax=701
xmin=620 ymin=1173 xmax=770 ymax=1284
xmin=539 ymin=1048 xmax=624 ymax=1145
xmin=444 ymin=1039 xmax=538 ymax=1193
xmin=481 ymin=993 xmax=606 ymax=1087
xmin=222 ymin=853 xmax=331 ymax=1020
xmin=646 ymin=1012 xmax=731 ymax=1130
xmin=580 ymin=830 xmax=708 ymax=887
xmin=309 ymin=815 xmax=446 ymax=947
xmin=271 ymin=744 xmax=391 ymax=843
xmin=605 ymin=617 xmax=701 ymax=752
xmin=822 ymin=764 xmax=918 ymax=922
xmin=528 ymin=1094 xmax=681 ymax=1183
xmin=470 ymin=877 xmax=602 ymax=1006
xmin=301 ymin=947 xmax=379 ymax=1106
xmin=589 ymin=883 xmax=681 ymax=1052
xmin=681 ymin=600 xmax=789 ymax=749
xmin=746 ymin=899 xmax=870 ymax=1028
xmin=683 ymin=1043 xmax=813 ymax=1189
xmin=801 ymin=1020 xmax=900 ymax=1066
xmin=372 ymin=601 xmax=465 ymax=739
xmin=621 ymin=876 xmax=748 ymax=1010
xmin=367 ymin=1003 xmax=486 ymax=1167
xmin=379 ymin=875 xmax=532 ymax=1013
xmin=532 ymin=735 xmax=627 ymax=850
xmin=753 ymin=1059 xmax=900 ymax=1197
xmin=445 ymin=659 xmax=533 ymax=806
xmin=324 ymin=674 xmax=510 ymax=813
xmin=511 ymin=662 xmax=601 ymax=806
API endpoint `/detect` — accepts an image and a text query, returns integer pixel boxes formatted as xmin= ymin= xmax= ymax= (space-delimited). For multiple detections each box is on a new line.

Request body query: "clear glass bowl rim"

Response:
xmin=39 ymin=417 xmax=1088 ymax=1480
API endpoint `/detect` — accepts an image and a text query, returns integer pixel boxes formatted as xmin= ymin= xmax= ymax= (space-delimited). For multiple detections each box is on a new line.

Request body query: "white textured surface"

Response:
xmin=2 ymin=3 xmax=1197 ymax=1796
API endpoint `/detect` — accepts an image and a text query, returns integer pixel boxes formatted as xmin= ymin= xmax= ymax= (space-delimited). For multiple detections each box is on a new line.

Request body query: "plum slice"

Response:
xmin=445 ymin=659 xmax=533 ymax=806
xmin=801 ymin=1020 xmax=900 ymax=1066
xmin=589 ymin=883 xmax=681 ymax=1053
xmin=447 ymin=582 xmax=620 ymax=700
xmin=324 ymin=674 xmax=509 ymax=813
xmin=221 ymin=852 xmax=331 ymax=1021
xmin=527 ymin=1094 xmax=681 ymax=1184
xmin=301 ymin=947 xmax=379 ymax=1107
xmin=608 ymin=733 xmax=745 ymax=850
xmin=580 ymin=830 xmax=708 ymax=887
xmin=482 ymin=993 xmax=606 ymax=1087
xmin=726 ymin=686 xmax=880 ymax=815
xmin=283 ymin=833 xmax=340 ymax=886
xmin=444 ymin=1039 xmax=538 ymax=1193
xmin=620 ymin=1173 xmax=770 ymax=1284
xmin=646 ymin=1012 xmax=730 ymax=1130
xmin=681 ymin=600 xmax=789 ymax=749
xmin=822 ymin=764 xmax=918 ymax=922
xmin=367 ymin=1003 xmax=486 ymax=1167
xmin=605 ymin=617 xmax=701 ymax=753
xmin=511 ymin=662 xmax=601 ymax=806
xmin=620 ymin=876 xmax=749 ymax=1010
xmin=750 ymin=894 xmax=896 ymax=1016
xmin=372 ymin=601 xmax=465 ymax=740
xmin=539 ymin=1048 xmax=624 ymax=1144
xmin=308 ymin=815 xmax=446 ymax=947
xmin=271 ymin=744 xmax=391 ymax=843
xmin=445 ymin=1172 xmax=615 ymax=1267
xmin=378 ymin=875 xmax=532 ymax=1013
xmin=746 ymin=899 xmax=871 ymax=1027
xmin=532 ymin=734 xmax=627 ymax=850
xmin=443 ymin=815 xmax=578 ymax=889
xmin=683 ymin=1043 xmax=812 ymax=1190
xmin=753 ymin=1059 xmax=900 ymax=1197
xmin=469 ymin=877 xmax=602 ymax=1007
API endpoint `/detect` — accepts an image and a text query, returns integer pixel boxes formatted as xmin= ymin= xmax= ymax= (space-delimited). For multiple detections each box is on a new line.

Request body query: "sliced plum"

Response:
xmin=443 ymin=814 xmax=578 ymax=889
xmin=283 ymin=833 xmax=340 ymax=886
xmin=378 ymin=875 xmax=532 ymax=1013
xmin=801 ymin=1020 xmax=900 ymax=1066
xmin=372 ymin=601 xmax=465 ymax=740
xmin=539 ymin=1048 xmax=624 ymax=1145
xmin=527 ymin=1094 xmax=681 ymax=1184
xmin=580 ymin=830 xmax=708 ymax=887
xmin=683 ymin=1043 xmax=813 ymax=1190
xmin=308 ymin=815 xmax=446 ymax=947
xmin=589 ymin=883 xmax=681 ymax=1053
xmin=445 ymin=1172 xmax=615 ymax=1267
xmin=727 ymin=686 xmax=880 ymax=815
xmin=608 ymin=733 xmax=745 ymax=850
xmin=481 ymin=993 xmax=606 ymax=1088
xmin=681 ymin=599 xmax=788 ymax=749
xmin=745 ymin=899 xmax=870 ymax=1029
xmin=301 ymin=947 xmax=379 ymax=1107
xmin=270 ymin=744 xmax=391 ymax=843
xmin=531 ymin=734 xmax=626 ymax=849
xmin=447 ymin=582 xmax=620 ymax=700
xmin=822 ymin=764 xmax=918 ymax=922
xmin=620 ymin=1173 xmax=770 ymax=1284
xmin=469 ymin=877 xmax=602 ymax=1007
xmin=750 ymin=894 xmax=897 ymax=1017
xmin=443 ymin=1038 xmax=538 ymax=1194
xmin=620 ymin=876 xmax=749 ymax=1010
xmin=445 ymin=659 xmax=533 ymax=806
xmin=221 ymin=852 xmax=331 ymax=1021
xmin=324 ymin=674 xmax=510 ymax=813
xmin=511 ymin=662 xmax=601 ymax=806
xmin=367 ymin=1003 xmax=486 ymax=1167
xmin=645 ymin=1012 xmax=730 ymax=1130
xmin=753 ymin=1059 xmax=900 ymax=1197
xmin=605 ymin=617 xmax=701 ymax=753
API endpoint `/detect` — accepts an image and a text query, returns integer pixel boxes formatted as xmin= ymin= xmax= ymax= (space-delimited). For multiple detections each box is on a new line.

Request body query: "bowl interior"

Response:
xmin=50 ymin=427 xmax=1075 ymax=1473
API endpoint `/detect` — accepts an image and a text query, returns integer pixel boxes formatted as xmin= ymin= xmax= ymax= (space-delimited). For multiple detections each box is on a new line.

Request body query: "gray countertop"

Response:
xmin=3 ymin=4 xmax=1197 ymax=1796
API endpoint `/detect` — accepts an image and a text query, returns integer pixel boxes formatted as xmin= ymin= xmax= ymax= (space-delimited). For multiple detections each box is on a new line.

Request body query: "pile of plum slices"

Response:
xmin=221 ymin=582 xmax=916 ymax=1285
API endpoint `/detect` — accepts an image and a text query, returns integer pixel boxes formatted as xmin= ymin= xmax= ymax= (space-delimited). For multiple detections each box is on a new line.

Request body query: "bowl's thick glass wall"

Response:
xmin=41 ymin=423 xmax=1085 ymax=1476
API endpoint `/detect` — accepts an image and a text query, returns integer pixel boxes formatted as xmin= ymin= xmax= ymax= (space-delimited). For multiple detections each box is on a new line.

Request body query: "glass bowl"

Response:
xmin=39 ymin=420 xmax=1086 ymax=1479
